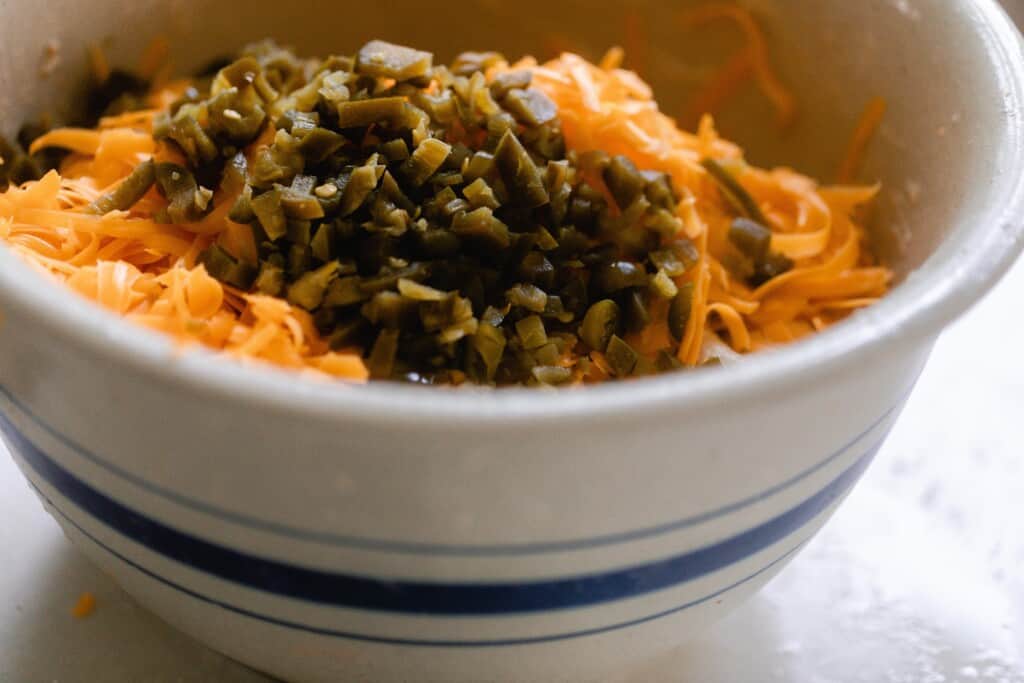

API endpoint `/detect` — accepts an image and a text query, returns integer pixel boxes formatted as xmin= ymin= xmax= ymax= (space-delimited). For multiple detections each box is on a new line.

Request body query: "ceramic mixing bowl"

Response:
xmin=2 ymin=1 xmax=1023 ymax=680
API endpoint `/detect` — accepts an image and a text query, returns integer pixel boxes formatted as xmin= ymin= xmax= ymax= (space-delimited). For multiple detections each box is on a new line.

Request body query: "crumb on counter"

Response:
xmin=71 ymin=592 xmax=96 ymax=619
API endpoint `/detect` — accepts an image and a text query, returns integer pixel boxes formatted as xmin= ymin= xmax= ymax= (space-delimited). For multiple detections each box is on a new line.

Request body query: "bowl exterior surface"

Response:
xmin=0 ymin=298 xmax=930 ymax=681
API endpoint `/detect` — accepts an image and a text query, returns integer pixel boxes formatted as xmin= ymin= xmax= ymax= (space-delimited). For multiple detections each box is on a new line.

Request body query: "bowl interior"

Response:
xmin=0 ymin=0 xmax=1023 ymax=421
xmin=2 ymin=0 xmax=1016 ymax=279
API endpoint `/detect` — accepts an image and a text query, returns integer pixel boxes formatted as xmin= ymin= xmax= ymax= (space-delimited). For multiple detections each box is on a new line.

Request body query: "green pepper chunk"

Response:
xmin=324 ymin=276 xmax=368 ymax=307
xmin=310 ymin=223 xmax=335 ymax=262
xmin=516 ymin=315 xmax=548 ymax=350
xmin=752 ymin=252 xmax=795 ymax=286
xmin=729 ymin=217 xmax=773 ymax=261
xmin=87 ymin=159 xmax=155 ymax=215
xmin=163 ymin=112 xmax=218 ymax=166
xmin=502 ymin=88 xmax=558 ymax=127
xmin=532 ymin=366 xmax=572 ymax=386
xmin=451 ymin=207 xmax=511 ymax=249
xmin=603 ymin=155 xmax=647 ymax=210
xmin=518 ymin=251 xmax=555 ymax=287
xmin=403 ymin=138 xmax=451 ymax=187
xmin=198 ymin=244 xmax=256 ymax=289
xmin=380 ymin=138 xmax=410 ymax=162
xmin=154 ymin=162 xmax=209 ymax=224
xmin=655 ymin=350 xmax=684 ymax=373
xmin=580 ymin=300 xmax=620 ymax=352
xmin=469 ymin=323 xmax=506 ymax=382
xmin=254 ymin=262 xmax=286 ymax=296
xmin=649 ymin=270 xmax=677 ymax=300
xmin=450 ymin=51 xmax=506 ymax=76
xmin=281 ymin=184 xmax=326 ymax=220
xmin=606 ymin=335 xmax=639 ymax=377
xmin=624 ymin=289 xmax=650 ymax=333
xmin=339 ymin=157 xmax=385 ymax=216
xmin=594 ymin=261 xmax=649 ymax=292
xmin=463 ymin=151 xmax=496 ymax=182
xmin=668 ymin=282 xmax=695 ymax=342
xmin=494 ymin=130 xmax=550 ymax=208
xmin=506 ymin=284 xmax=548 ymax=313
xmin=250 ymin=187 xmax=287 ymax=240
xmin=367 ymin=328 xmax=400 ymax=379
xmin=356 ymin=41 xmax=433 ymax=81
xmin=649 ymin=248 xmax=688 ymax=278
xmin=335 ymin=98 xmax=415 ymax=129
xmin=297 ymin=127 xmax=346 ymax=163
xmin=287 ymin=261 xmax=340 ymax=310
xmin=489 ymin=70 xmax=532 ymax=99
xmin=463 ymin=178 xmax=500 ymax=209
xmin=207 ymin=88 xmax=267 ymax=145
xmin=701 ymin=158 xmax=768 ymax=224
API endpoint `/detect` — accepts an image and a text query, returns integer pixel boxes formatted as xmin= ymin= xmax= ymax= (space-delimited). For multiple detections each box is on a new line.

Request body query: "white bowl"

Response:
xmin=2 ymin=1 xmax=1024 ymax=681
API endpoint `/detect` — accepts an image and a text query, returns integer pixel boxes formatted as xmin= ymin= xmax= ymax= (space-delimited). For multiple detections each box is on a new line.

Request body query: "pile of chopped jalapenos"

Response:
xmin=3 ymin=40 xmax=795 ymax=386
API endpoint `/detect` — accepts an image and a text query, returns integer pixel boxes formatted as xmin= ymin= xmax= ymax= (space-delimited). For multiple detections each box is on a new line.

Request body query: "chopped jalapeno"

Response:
xmin=668 ymin=282 xmax=695 ymax=342
xmin=87 ymin=159 xmax=155 ymax=215
xmin=356 ymin=40 xmax=433 ymax=81
xmin=580 ymin=300 xmax=620 ymax=352
xmin=701 ymin=158 xmax=767 ymax=224
xmin=605 ymin=335 xmax=639 ymax=377
xmin=102 ymin=39 xmax=751 ymax=387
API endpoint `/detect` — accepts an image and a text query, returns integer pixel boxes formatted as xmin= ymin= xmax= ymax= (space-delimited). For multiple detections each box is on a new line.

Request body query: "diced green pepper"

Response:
xmin=668 ymin=282 xmax=695 ymax=342
xmin=287 ymin=261 xmax=340 ymax=310
xmin=451 ymin=207 xmax=511 ymax=249
xmin=87 ymin=159 xmax=155 ymax=215
xmin=605 ymin=335 xmax=639 ymax=377
xmin=356 ymin=41 xmax=433 ymax=81
xmin=729 ymin=217 xmax=772 ymax=261
xmin=494 ymin=130 xmax=549 ymax=208
xmin=701 ymin=158 xmax=767 ymax=224
xmin=155 ymin=162 xmax=209 ymax=224
xmin=506 ymin=283 xmax=548 ymax=313
xmin=580 ymin=300 xmax=620 ymax=352
xmin=367 ymin=328 xmax=400 ymax=379
xmin=403 ymin=138 xmax=451 ymax=186
xmin=250 ymin=187 xmax=287 ymax=239
xmin=516 ymin=315 xmax=548 ymax=350
xmin=502 ymin=88 xmax=557 ymax=127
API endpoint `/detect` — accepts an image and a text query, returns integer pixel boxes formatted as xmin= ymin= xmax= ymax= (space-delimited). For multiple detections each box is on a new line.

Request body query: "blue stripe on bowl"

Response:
xmin=0 ymin=381 xmax=912 ymax=556
xmin=3 ymin=407 xmax=881 ymax=616
xmin=35 ymin=482 xmax=808 ymax=647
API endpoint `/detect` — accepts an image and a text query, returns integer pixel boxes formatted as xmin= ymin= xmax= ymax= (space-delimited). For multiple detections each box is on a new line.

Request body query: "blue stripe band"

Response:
xmin=34 ymin=483 xmax=808 ymax=647
xmin=2 ymin=408 xmax=881 ymax=616
xmin=0 ymin=381 xmax=911 ymax=556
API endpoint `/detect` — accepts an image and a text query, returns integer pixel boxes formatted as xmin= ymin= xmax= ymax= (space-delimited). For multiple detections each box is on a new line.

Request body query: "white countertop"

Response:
xmin=3 ymin=252 xmax=1022 ymax=682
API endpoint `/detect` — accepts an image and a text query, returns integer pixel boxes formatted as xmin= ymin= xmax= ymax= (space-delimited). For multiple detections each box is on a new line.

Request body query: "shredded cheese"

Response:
xmin=513 ymin=53 xmax=890 ymax=359
xmin=2 ymin=28 xmax=890 ymax=382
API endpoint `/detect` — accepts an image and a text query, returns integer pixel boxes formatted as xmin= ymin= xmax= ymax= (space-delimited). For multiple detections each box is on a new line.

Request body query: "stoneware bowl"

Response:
xmin=2 ymin=1 xmax=1024 ymax=681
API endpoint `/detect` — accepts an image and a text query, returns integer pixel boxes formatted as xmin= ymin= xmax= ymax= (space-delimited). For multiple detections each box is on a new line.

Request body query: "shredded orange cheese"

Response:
xmin=1 ymin=32 xmax=889 ymax=382
xmin=502 ymin=53 xmax=890 ymax=359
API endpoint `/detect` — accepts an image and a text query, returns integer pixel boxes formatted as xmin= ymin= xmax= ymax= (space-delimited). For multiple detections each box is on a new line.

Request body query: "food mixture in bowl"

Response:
xmin=0 ymin=26 xmax=891 ymax=387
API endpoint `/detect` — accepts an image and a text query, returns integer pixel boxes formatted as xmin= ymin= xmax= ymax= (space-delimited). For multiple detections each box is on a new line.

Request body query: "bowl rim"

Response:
xmin=1 ymin=0 xmax=1023 ymax=427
